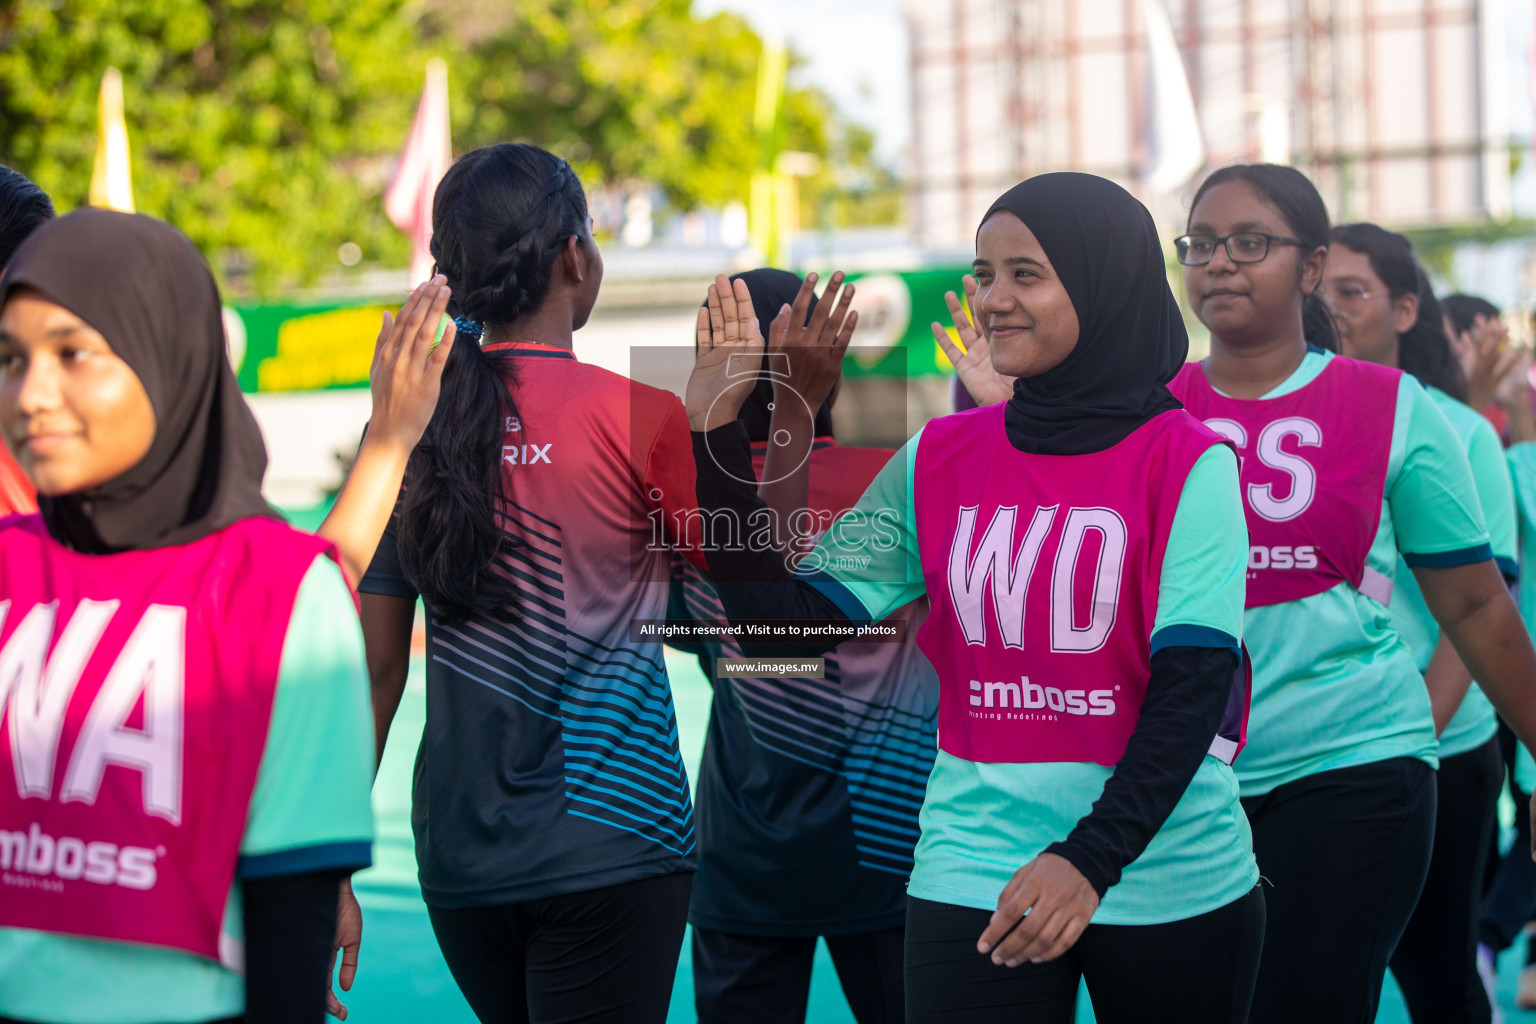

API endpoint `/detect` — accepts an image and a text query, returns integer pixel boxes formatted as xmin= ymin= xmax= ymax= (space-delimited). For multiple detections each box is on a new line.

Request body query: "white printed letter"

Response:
xmin=61 ymin=606 xmax=186 ymax=824
xmin=1051 ymin=508 xmax=1128 ymax=653
xmin=4 ymin=600 xmax=120 ymax=799
xmin=948 ymin=505 xmax=1056 ymax=648
xmin=1249 ymin=418 xmax=1321 ymax=522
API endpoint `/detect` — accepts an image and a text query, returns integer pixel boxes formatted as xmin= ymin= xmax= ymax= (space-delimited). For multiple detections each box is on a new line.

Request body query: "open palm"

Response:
xmin=932 ymin=274 xmax=1016 ymax=407
xmin=687 ymin=274 xmax=766 ymax=432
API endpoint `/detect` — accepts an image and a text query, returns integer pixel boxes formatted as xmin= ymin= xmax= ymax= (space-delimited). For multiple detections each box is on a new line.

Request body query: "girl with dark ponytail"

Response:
xmin=352 ymin=143 xmax=709 ymax=1022
xmin=1169 ymin=164 xmax=1536 ymax=1024
xmin=1322 ymin=222 xmax=1514 ymax=1022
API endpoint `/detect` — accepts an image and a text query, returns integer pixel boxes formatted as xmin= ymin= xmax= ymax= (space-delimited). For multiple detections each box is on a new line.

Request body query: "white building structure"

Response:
xmin=907 ymin=0 xmax=1518 ymax=246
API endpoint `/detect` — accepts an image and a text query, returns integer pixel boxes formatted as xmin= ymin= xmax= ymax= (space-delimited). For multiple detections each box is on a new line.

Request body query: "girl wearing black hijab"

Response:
xmin=0 ymin=208 xmax=451 ymax=1024
xmin=685 ymin=173 xmax=1263 ymax=1022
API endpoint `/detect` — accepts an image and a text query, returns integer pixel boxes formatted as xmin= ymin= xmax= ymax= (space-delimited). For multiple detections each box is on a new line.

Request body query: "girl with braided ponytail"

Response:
xmin=353 ymin=143 xmax=709 ymax=1023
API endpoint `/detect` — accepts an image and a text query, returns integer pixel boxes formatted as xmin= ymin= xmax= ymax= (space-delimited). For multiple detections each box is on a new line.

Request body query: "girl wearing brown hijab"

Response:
xmin=0 ymin=208 xmax=450 ymax=1024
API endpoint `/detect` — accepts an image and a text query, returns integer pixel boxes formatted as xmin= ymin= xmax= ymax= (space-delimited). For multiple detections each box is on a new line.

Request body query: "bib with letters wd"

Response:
xmin=0 ymin=514 xmax=334 ymax=963
xmin=1170 ymin=357 xmax=1399 ymax=608
xmin=914 ymin=405 xmax=1242 ymax=766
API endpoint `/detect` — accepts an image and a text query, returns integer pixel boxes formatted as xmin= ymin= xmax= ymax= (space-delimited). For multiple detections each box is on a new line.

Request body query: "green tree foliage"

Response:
xmin=432 ymin=0 xmax=886 ymax=228
xmin=0 ymin=0 xmax=424 ymax=294
xmin=0 ymin=0 xmax=894 ymax=295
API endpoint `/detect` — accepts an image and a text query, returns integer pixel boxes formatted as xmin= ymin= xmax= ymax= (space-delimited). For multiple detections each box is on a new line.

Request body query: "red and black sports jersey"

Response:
xmin=362 ymin=341 xmax=705 ymax=907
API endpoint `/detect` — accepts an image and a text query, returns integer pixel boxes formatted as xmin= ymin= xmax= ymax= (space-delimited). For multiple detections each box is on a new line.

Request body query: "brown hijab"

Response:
xmin=0 ymin=208 xmax=277 ymax=552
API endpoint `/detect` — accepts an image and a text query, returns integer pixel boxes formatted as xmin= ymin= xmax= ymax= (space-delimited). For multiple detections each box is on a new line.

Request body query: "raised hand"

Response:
xmin=318 ymin=275 xmax=456 ymax=586
xmin=766 ymin=270 xmax=858 ymax=413
xmin=757 ymin=271 xmax=857 ymax=554
xmin=1496 ymin=347 xmax=1536 ymax=444
xmin=1455 ymin=312 xmax=1515 ymax=413
xmin=366 ymin=275 xmax=457 ymax=451
xmin=687 ymin=274 xmax=767 ymax=432
xmin=932 ymin=274 xmax=1016 ymax=407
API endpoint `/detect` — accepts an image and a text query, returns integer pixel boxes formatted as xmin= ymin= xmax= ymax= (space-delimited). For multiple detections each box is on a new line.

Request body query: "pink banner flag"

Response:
xmin=385 ymin=59 xmax=451 ymax=285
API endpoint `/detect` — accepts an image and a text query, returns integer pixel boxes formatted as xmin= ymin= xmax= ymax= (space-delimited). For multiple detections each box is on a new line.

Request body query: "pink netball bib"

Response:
xmin=0 ymin=515 xmax=333 ymax=963
xmin=914 ymin=406 xmax=1244 ymax=766
xmin=1170 ymin=357 xmax=1399 ymax=608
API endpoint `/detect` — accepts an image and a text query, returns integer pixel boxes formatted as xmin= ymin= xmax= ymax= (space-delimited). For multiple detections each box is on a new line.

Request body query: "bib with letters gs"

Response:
xmin=1170 ymin=356 xmax=1399 ymax=608
xmin=0 ymin=514 xmax=335 ymax=964
xmin=914 ymin=405 xmax=1247 ymax=766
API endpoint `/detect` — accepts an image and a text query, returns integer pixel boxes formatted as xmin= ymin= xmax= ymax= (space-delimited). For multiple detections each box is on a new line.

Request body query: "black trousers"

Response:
xmin=1480 ymin=719 xmax=1536 ymax=956
xmin=1243 ymin=756 xmax=1437 ymax=1024
xmin=902 ymin=888 xmax=1265 ymax=1023
xmin=692 ymin=925 xmax=905 ymax=1024
xmin=426 ymin=872 xmax=692 ymax=1024
xmin=1389 ymin=736 xmax=1503 ymax=1023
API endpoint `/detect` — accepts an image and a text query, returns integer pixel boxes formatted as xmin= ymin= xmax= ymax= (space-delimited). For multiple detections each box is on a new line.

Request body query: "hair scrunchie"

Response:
xmin=452 ymin=314 xmax=485 ymax=341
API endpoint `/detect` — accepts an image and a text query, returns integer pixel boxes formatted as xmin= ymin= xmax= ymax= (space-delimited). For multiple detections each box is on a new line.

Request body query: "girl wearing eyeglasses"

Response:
xmin=1169 ymin=163 xmax=1536 ymax=1024
xmin=1319 ymin=222 xmax=1514 ymax=1023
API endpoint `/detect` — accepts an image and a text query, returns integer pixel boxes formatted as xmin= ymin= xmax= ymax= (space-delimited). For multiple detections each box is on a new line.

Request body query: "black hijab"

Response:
xmin=0 ymin=208 xmax=277 ymax=552
xmin=718 ymin=268 xmax=835 ymax=443
xmin=983 ymin=172 xmax=1186 ymax=455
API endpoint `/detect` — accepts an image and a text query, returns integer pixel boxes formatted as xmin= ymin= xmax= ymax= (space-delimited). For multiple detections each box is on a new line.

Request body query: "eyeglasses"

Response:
xmin=1174 ymin=232 xmax=1308 ymax=266
xmin=1320 ymin=282 xmax=1380 ymax=317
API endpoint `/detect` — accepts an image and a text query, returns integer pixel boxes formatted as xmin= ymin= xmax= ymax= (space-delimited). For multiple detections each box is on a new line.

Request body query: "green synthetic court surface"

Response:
xmin=337 ymin=650 xmax=1536 ymax=1023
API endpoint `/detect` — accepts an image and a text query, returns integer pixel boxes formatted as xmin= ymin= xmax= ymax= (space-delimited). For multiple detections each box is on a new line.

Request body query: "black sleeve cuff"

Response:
xmin=1042 ymin=840 xmax=1115 ymax=898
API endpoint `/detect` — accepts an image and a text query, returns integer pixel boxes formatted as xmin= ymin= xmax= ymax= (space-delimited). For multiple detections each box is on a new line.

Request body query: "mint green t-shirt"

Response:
xmin=1508 ymin=444 xmax=1536 ymax=636
xmin=1506 ymin=444 xmax=1536 ymax=793
xmin=1234 ymin=351 xmax=1492 ymax=795
xmin=1388 ymin=387 xmax=1516 ymax=758
xmin=0 ymin=557 xmax=377 ymax=1024
xmin=801 ymin=428 xmax=1258 ymax=925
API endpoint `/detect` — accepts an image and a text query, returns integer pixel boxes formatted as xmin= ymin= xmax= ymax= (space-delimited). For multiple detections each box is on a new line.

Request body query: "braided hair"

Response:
xmin=396 ymin=144 xmax=592 ymax=622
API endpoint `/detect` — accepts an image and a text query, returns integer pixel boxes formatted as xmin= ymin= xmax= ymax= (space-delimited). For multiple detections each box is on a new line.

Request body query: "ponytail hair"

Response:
xmin=396 ymin=143 xmax=592 ymax=622
xmin=1330 ymin=222 xmax=1466 ymax=402
xmin=1190 ymin=164 xmax=1339 ymax=352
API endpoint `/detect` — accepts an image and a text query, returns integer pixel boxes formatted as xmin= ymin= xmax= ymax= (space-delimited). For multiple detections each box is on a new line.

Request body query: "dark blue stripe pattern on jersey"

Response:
xmin=360 ymin=508 xmax=696 ymax=908
xmin=430 ymin=499 xmax=695 ymax=858
xmin=676 ymin=565 xmax=937 ymax=934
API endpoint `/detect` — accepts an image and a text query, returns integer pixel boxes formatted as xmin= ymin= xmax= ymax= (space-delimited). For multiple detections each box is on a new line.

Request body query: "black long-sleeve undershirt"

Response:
xmin=242 ymin=868 xmax=347 ymax=1023
xmin=1043 ymin=644 xmax=1237 ymax=895
xmin=691 ymin=421 xmax=1239 ymax=897
xmin=691 ymin=423 xmax=863 ymax=657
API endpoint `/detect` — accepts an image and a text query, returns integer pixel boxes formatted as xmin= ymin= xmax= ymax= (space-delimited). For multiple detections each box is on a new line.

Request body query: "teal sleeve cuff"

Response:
xmin=1149 ymin=624 xmax=1239 ymax=656
xmin=1402 ymin=543 xmax=1495 ymax=569
xmin=1497 ymin=556 xmax=1519 ymax=583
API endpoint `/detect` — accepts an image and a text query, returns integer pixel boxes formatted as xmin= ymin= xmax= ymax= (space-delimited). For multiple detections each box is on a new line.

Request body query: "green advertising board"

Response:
xmin=227 ymin=297 xmax=396 ymax=393
xmin=227 ymin=266 xmax=973 ymax=394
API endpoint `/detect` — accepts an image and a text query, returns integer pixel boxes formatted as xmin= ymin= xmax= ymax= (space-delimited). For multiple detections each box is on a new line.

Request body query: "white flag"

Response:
xmin=385 ymin=59 xmax=452 ymax=285
xmin=1140 ymin=0 xmax=1205 ymax=194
